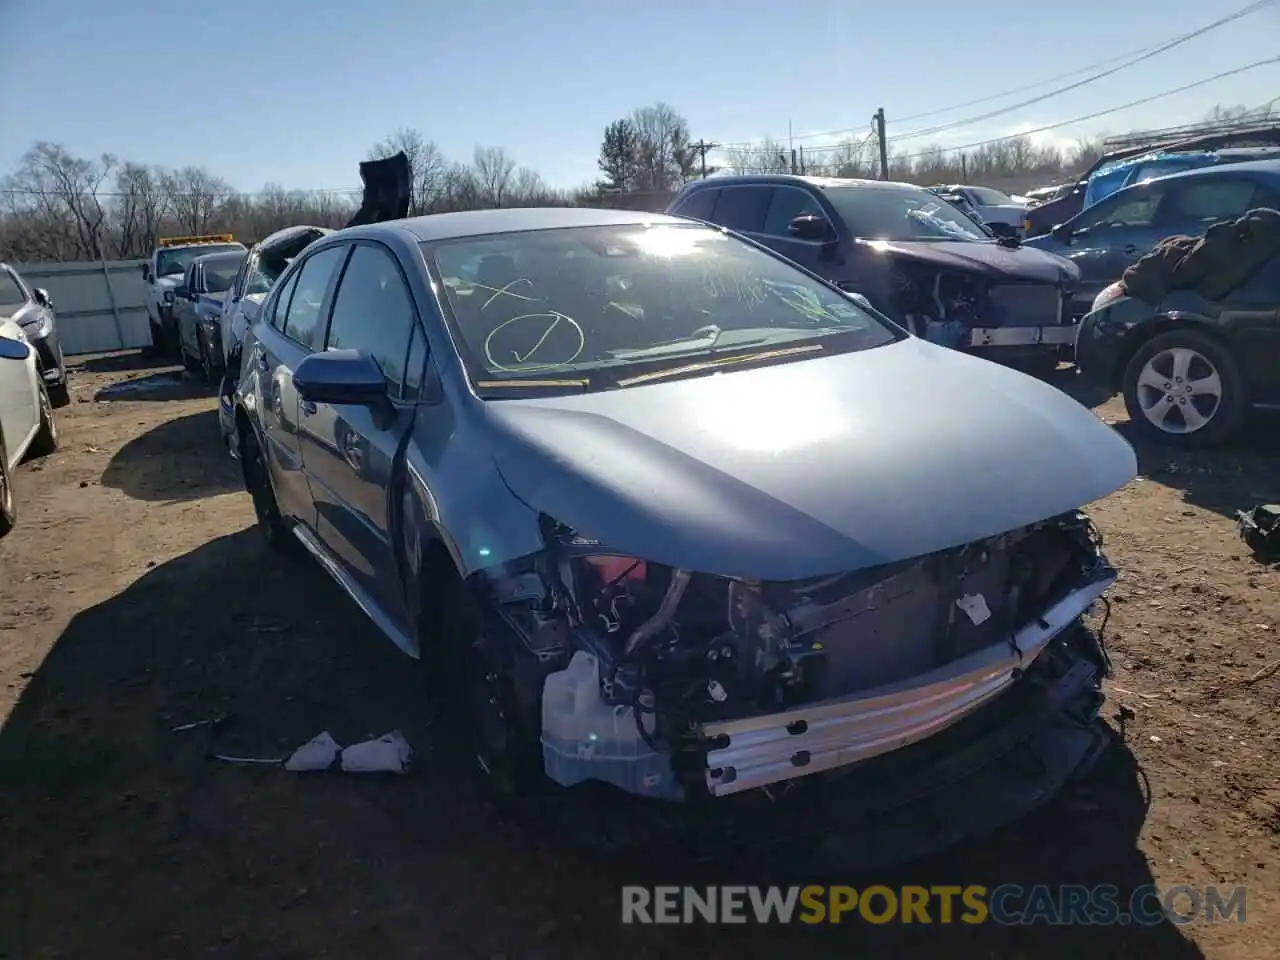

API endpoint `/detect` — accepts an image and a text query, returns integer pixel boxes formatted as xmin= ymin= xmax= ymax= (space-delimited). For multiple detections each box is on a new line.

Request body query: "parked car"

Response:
xmin=230 ymin=207 xmax=1135 ymax=855
xmin=1025 ymin=159 xmax=1280 ymax=318
xmin=0 ymin=320 xmax=59 ymax=539
xmin=174 ymin=250 xmax=246 ymax=382
xmin=666 ymin=175 xmax=1081 ymax=373
xmin=216 ymin=226 xmax=332 ymax=446
xmin=929 ymin=184 xmax=1029 ymax=231
xmin=0 ymin=262 xmax=70 ymax=407
xmin=1024 ymin=126 xmax=1280 ymax=238
xmin=1074 ymin=213 xmax=1280 ymax=448
xmin=142 ymin=235 xmax=247 ymax=356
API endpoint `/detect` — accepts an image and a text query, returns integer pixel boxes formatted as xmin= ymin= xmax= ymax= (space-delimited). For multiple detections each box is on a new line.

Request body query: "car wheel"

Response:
xmin=47 ymin=381 xmax=70 ymax=408
xmin=1122 ymin=329 xmax=1244 ymax=447
xmin=26 ymin=384 xmax=58 ymax=459
xmin=181 ymin=337 xmax=202 ymax=374
xmin=147 ymin=319 xmax=165 ymax=357
xmin=198 ymin=334 xmax=218 ymax=384
xmin=0 ymin=435 xmax=15 ymax=538
xmin=437 ymin=578 xmax=544 ymax=803
xmin=239 ymin=424 xmax=299 ymax=554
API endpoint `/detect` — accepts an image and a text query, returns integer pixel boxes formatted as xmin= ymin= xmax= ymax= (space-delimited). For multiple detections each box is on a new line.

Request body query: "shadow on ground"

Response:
xmin=101 ymin=409 xmax=241 ymax=501
xmin=91 ymin=370 xmax=216 ymax=403
xmin=71 ymin=350 xmax=172 ymax=376
xmin=1050 ymin=368 xmax=1280 ymax=520
xmin=0 ymin=530 xmax=1204 ymax=958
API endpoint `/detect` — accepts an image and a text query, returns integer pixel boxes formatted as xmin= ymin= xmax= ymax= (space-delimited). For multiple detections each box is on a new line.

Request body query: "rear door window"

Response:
xmin=713 ymin=186 xmax=770 ymax=233
xmin=1163 ymin=178 xmax=1266 ymax=224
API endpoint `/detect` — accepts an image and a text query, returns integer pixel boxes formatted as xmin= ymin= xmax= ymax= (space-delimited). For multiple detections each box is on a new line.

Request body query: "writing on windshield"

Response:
xmin=426 ymin=223 xmax=898 ymax=393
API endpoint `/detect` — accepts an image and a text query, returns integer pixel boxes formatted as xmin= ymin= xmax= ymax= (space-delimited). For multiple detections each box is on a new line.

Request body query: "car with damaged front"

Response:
xmin=231 ymin=207 xmax=1136 ymax=859
xmin=667 ymin=175 xmax=1081 ymax=376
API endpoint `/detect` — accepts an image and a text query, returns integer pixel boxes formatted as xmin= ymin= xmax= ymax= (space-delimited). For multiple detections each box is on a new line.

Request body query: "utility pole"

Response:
xmin=691 ymin=139 xmax=719 ymax=179
xmin=873 ymin=107 xmax=888 ymax=180
xmin=790 ymin=148 xmax=798 ymax=175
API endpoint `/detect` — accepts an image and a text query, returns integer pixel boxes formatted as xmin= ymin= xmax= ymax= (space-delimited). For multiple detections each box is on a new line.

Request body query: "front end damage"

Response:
xmin=479 ymin=510 xmax=1115 ymax=807
xmin=887 ymin=259 xmax=1078 ymax=363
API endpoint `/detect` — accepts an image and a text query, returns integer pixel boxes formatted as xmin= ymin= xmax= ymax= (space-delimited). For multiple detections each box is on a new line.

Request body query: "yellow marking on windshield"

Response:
xmin=475 ymin=378 xmax=590 ymax=389
xmin=617 ymin=344 xmax=823 ymax=387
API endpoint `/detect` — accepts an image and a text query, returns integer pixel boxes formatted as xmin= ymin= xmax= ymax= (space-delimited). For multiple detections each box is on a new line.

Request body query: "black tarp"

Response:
xmin=344 ymin=151 xmax=412 ymax=228
xmin=1121 ymin=207 xmax=1280 ymax=305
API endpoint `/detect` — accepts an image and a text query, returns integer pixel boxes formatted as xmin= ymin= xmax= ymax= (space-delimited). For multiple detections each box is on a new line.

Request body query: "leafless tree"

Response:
xmin=628 ymin=103 xmax=697 ymax=192
xmin=723 ymin=136 xmax=790 ymax=175
xmin=1 ymin=142 xmax=115 ymax=259
xmin=111 ymin=162 xmax=169 ymax=257
xmin=471 ymin=146 xmax=516 ymax=208
xmin=163 ymin=166 xmax=234 ymax=234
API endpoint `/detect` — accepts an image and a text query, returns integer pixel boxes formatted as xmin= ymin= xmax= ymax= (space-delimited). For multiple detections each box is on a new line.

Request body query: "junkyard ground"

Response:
xmin=0 ymin=351 xmax=1278 ymax=959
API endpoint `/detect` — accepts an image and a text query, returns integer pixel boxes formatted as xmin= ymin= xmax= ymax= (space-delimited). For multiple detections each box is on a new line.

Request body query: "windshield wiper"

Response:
xmin=617 ymin=344 xmax=824 ymax=387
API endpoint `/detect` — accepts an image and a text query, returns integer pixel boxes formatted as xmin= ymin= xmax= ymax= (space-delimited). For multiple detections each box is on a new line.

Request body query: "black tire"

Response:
xmin=146 ymin=319 xmax=165 ymax=357
xmin=198 ymin=332 xmax=219 ymax=384
xmin=239 ymin=423 xmax=299 ymax=555
xmin=0 ymin=435 xmax=15 ymax=539
xmin=47 ymin=381 xmax=70 ymax=409
xmin=26 ymin=384 xmax=58 ymax=459
xmin=435 ymin=578 xmax=545 ymax=803
xmin=1122 ymin=328 xmax=1244 ymax=448
xmin=181 ymin=337 xmax=202 ymax=374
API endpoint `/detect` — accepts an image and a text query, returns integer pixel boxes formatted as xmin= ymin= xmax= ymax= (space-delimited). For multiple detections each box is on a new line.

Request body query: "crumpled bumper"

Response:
xmin=701 ymin=572 xmax=1114 ymax=797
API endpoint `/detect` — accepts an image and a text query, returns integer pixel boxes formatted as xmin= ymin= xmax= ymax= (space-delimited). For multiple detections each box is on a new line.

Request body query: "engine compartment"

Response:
xmin=483 ymin=510 xmax=1113 ymax=801
xmin=887 ymin=260 xmax=1070 ymax=354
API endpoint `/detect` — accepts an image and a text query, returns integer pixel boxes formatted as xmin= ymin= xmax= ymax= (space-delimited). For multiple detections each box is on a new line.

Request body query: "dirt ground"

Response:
xmin=0 ymin=351 xmax=1278 ymax=959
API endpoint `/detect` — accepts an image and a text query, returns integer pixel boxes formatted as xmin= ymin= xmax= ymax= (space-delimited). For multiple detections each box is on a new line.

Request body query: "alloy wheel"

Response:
xmin=1134 ymin=347 xmax=1222 ymax=436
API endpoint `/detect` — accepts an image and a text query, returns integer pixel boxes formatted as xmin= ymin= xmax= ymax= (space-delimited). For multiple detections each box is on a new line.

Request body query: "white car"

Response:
xmin=933 ymin=184 xmax=1030 ymax=232
xmin=0 ymin=319 xmax=58 ymax=538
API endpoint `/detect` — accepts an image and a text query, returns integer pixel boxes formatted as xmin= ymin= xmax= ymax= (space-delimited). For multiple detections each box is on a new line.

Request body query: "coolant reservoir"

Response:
xmin=541 ymin=650 xmax=683 ymax=800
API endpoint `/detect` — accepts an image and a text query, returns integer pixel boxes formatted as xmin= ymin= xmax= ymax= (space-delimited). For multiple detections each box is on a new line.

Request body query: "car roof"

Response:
xmin=385 ymin=207 xmax=688 ymax=243
xmin=683 ymin=174 xmax=920 ymax=193
xmin=1147 ymin=157 xmax=1280 ymax=184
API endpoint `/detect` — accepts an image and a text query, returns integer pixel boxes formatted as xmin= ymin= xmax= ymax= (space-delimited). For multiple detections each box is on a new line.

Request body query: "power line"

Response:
xmin=893 ymin=58 xmax=1280 ymax=162
xmin=885 ymin=0 xmax=1278 ymax=145
xmin=0 ymin=184 xmax=365 ymax=200
xmin=715 ymin=0 xmax=1276 ymax=152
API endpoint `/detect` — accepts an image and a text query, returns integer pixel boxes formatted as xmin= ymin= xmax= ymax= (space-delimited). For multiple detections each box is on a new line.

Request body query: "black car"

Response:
xmin=0 ymin=262 xmax=69 ymax=407
xmin=667 ymin=175 xmax=1080 ymax=373
xmin=1075 ymin=216 xmax=1280 ymax=447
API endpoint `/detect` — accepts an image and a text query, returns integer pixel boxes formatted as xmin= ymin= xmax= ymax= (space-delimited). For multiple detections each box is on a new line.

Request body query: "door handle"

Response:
xmin=341 ymin=434 xmax=363 ymax=471
xmin=300 ymin=399 xmax=317 ymax=416
xmin=253 ymin=347 xmax=269 ymax=373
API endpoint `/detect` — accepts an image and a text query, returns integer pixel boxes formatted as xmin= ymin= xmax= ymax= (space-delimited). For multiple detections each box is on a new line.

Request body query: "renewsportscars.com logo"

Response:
xmin=621 ymin=884 xmax=1248 ymax=926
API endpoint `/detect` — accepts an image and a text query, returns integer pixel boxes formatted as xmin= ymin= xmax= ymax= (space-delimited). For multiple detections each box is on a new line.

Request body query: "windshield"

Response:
xmin=967 ymin=186 xmax=1012 ymax=205
xmin=426 ymin=223 xmax=900 ymax=396
xmin=201 ymin=253 xmax=244 ymax=293
xmin=824 ymin=185 xmax=991 ymax=242
xmin=157 ymin=244 xmax=243 ymax=277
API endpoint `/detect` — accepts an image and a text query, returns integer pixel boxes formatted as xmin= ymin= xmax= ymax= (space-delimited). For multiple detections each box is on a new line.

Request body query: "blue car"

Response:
xmin=1026 ymin=159 xmax=1280 ymax=317
xmin=230 ymin=207 xmax=1135 ymax=856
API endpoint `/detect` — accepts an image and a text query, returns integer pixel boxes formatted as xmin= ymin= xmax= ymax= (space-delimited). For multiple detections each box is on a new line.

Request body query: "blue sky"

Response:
xmin=2 ymin=0 xmax=1277 ymax=193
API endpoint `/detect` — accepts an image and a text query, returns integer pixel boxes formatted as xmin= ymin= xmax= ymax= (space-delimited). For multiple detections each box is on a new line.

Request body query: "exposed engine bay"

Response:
xmin=483 ymin=510 xmax=1115 ymax=802
xmin=887 ymin=260 xmax=1075 ymax=355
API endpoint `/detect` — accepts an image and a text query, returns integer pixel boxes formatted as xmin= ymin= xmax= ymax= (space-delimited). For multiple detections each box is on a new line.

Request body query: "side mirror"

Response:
xmin=294 ymin=350 xmax=388 ymax=406
xmin=33 ymin=287 xmax=52 ymax=308
xmin=1051 ymin=222 xmax=1073 ymax=242
xmin=0 ymin=336 xmax=31 ymax=361
xmin=987 ymin=221 xmax=1016 ymax=240
xmin=787 ymin=214 xmax=832 ymax=241
xmin=141 ymin=264 xmax=152 ymax=282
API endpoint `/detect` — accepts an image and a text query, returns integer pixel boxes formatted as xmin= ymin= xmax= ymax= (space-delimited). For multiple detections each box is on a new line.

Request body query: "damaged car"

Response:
xmin=232 ymin=208 xmax=1136 ymax=855
xmin=667 ymin=175 xmax=1081 ymax=376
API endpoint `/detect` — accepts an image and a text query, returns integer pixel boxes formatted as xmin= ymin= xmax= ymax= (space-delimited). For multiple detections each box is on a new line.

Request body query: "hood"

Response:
xmin=485 ymin=337 xmax=1136 ymax=581
xmin=256 ymin=225 xmax=332 ymax=259
xmin=860 ymin=239 xmax=1079 ymax=284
